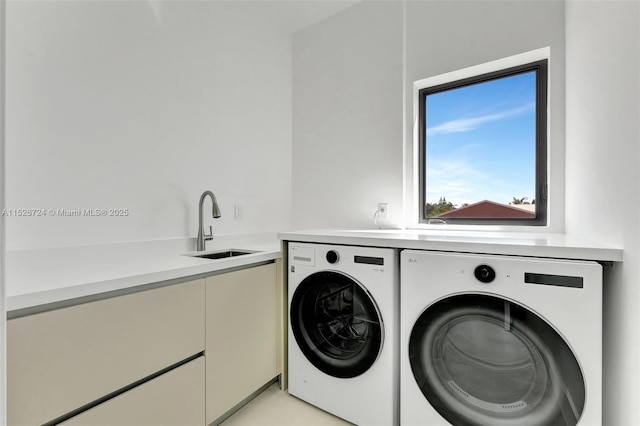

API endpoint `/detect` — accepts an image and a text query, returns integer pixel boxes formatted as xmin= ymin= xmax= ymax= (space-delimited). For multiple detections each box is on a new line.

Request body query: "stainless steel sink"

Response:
xmin=190 ymin=249 xmax=257 ymax=260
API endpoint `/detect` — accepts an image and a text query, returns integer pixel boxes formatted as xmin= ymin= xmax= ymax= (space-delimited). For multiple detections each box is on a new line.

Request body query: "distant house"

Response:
xmin=436 ymin=200 xmax=536 ymax=219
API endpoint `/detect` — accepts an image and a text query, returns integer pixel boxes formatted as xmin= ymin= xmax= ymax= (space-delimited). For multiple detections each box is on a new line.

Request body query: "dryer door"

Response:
xmin=290 ymin=271 xmax=383 ymax=378
xmin=409 ymin=294 xmax=585 ymax=426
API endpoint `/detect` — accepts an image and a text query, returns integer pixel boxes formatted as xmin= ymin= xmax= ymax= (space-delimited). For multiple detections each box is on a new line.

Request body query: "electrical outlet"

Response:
xmin=234 ymin=204 xmax=243 ymax=220
xmin=378 ymin=203 xmax=388 ymax=219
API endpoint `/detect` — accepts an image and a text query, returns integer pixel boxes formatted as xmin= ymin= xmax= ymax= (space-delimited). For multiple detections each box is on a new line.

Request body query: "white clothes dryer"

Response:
xmin=400 ymin=250 xmax=602 ymax=426
xmin=288 ymin=243 xmax=399 ymax=425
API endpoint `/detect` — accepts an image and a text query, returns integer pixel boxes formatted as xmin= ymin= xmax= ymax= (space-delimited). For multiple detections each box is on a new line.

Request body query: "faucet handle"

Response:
xmin=205 ymin=225 xmax=214 ymax=241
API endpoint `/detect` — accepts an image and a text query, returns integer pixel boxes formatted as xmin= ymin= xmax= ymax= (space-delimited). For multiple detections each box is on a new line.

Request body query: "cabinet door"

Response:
xmin=62 ymin=356 xmax=205 ymax=426
xmin=206 ymin=263 xmax=278 ymax=424
xmin=8 ymin=279 xmax=205 ymax=426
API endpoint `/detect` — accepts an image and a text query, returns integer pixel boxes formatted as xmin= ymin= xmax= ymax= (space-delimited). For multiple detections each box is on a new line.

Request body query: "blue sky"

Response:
xmin=425 ymin=71 xmax=536 ymax=207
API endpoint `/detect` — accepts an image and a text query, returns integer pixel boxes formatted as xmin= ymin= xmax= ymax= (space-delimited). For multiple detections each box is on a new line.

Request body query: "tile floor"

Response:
xmin=222 ymin=383 xmax=352 ymax=426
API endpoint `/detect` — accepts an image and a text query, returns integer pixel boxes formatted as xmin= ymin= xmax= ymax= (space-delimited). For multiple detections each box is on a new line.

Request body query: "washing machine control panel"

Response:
xmin=474 ymin=264 xmax=496 ymax=283
xmin=290 ymin=245 xmax=315 ymax=266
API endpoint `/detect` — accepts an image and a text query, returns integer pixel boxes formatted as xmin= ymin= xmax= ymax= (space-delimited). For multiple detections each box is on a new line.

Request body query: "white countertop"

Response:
xmin=6 ymin=233 xmax=281 ymax=313
xmin=8 ymin=228 xmax=622 ymax=314
xmin=278 ymin=229 xmax=623 ymax=262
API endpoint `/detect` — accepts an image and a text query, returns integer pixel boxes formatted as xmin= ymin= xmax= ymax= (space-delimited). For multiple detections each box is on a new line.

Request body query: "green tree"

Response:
xmin=511 ymin=196 xmax=529 ymax=205
xmin=426 ymin=197 xmax=456 ymax=216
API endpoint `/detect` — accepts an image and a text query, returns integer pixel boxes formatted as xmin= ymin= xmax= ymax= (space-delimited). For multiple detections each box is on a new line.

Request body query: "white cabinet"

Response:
xmin=205 ymin=263 xmax=278 ymax=424
xmin=7 ymin=279 xmax=205 ymax=426
xmin=62 ymin=356 xmax=205 ymax=426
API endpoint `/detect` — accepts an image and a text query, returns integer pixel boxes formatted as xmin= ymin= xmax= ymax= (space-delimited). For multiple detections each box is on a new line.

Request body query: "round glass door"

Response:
xmin=409 ymin=294 xmax=585 ymax=426
xmin=291 ymin=271 xmax=383 ymax=378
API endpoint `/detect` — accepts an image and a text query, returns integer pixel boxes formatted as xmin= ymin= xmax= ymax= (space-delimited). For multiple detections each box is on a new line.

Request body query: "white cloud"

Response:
xmin=426 ymin=102 xmax=535 ymax=137
xmin=426 ymin=158 xmax=534 ymax=206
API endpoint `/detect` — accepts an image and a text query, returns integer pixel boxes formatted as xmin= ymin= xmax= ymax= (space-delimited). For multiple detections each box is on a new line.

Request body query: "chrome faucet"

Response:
xmin=197 ymin=190 xmax=221 ymax=251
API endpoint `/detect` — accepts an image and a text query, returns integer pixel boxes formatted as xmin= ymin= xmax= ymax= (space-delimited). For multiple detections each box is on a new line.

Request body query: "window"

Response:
xmin=417 ymin=58 xmax=548 ymax=225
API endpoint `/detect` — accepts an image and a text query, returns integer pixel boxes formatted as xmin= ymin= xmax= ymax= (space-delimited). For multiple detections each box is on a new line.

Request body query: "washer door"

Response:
xmin=291 ymin=271 xmax=383 ymax=378
xmin=409 ymin=294 xmax=585 ymax=426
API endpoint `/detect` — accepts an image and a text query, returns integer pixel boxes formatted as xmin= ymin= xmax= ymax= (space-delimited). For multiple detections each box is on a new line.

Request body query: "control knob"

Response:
xmin=474 ymin=264 xmax=496 ymax=283
xmin=326 ymin=250 xmax=340 ymax=264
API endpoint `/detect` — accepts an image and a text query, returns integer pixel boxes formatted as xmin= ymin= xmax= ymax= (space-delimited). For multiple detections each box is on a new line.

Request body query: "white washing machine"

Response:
xmin=400 ymin=250 xmax=602 ymax=426
xmin=288 ymin=242 xmax=399 ymax=425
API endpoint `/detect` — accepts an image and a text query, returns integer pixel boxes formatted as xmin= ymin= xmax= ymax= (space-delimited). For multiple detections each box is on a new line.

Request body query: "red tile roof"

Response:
xmin=436 ymin=200 xmax=536 ymax=219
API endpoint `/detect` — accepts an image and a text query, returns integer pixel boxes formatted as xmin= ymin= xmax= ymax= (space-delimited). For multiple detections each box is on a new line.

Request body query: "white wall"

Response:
xmin=292 ymin=0 xmax=565 ymax=231
xmin=565 ymin=2 xmax=640 ymax=424
xmin=292 ymin=1 xmax=404 ymax=230
xmin=5 ymin=1 xmax=293 ymax=250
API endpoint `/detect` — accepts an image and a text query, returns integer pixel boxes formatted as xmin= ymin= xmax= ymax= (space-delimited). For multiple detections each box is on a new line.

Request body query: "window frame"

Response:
xmin=417 ymin=59 xmax=548 ymax=226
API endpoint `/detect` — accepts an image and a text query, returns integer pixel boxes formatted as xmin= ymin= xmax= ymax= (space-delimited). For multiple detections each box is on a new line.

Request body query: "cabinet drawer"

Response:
xmin=62 ymin=356 xmax=205 ymax=426
xmin=8 ymin=279 xmax=205 ymax=425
